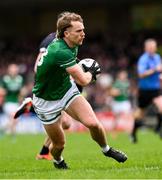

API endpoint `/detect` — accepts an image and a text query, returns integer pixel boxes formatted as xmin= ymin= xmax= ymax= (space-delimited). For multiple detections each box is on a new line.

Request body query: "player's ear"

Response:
xmin=64 ymin=31 xmax=69 ymax=37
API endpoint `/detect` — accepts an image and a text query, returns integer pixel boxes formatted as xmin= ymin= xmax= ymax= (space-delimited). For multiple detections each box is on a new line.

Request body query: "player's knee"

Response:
xmin=133 ymin=109 xmax=143 ymax=119
xmin=62 ymin=120 xmax=71 ymax=130
xmin=87 ymin=121 xmax=101 ymax=130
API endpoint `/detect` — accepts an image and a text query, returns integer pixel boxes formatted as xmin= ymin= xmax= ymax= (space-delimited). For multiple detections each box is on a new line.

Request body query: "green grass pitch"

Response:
xmin=0 ymin=130 xmax=162 ymax=179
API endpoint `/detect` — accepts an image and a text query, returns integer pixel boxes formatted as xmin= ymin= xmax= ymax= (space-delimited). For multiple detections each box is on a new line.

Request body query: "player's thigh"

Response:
xmin=153 ymin=95 xmax=162 ymax=112
xmin=43 ymin=119 xmax=65 ymax=145
xmin=65 ymin=95 xmax=98 ymax=127
xmin=133 ymin=107 xmax=145 ymax=119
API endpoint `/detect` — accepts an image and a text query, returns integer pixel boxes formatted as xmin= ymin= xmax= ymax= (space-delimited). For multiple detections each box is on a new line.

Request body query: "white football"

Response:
xmin=78 ymin=58 xmax=100 ymax=73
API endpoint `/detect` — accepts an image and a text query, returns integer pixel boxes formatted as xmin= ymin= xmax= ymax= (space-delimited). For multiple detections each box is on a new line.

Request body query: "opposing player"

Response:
xmin=32 ymin=11 xmax=127 ymax=169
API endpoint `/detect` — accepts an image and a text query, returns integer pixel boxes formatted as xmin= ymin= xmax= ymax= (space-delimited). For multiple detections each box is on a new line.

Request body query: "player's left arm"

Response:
xmin=110 ymin=87 xmax=121 ymax=97
xmin=66 ymin=64 xmax=92 ymax=86
xmin=155 ymin=55 xmax=162 ymax=72
xmin=56 ymin=50 xmax=92 ymax=86
xmin=138 ymin=55 xmax=162 ymax=78
xmin=138 ymin=58 xmax=156 ymax=78
xmin=67 ymin=60 xmax=101 ymax=85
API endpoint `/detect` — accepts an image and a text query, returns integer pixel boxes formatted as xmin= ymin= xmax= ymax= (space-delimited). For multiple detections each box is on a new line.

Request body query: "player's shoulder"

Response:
xmin=155 ymin=53 xmax=161 ymax=59
xmin=138 ymin=53 xmax=148 ymax=62
xmin=3 ymin=75 xmax=10 ymax=81
xmin=52 ymin=39 xmax=73 ymax=56
xmin=17 ymin=75 xmax=24 ymax=81
xmin=55 ymin=48 xmax=73 ymax=60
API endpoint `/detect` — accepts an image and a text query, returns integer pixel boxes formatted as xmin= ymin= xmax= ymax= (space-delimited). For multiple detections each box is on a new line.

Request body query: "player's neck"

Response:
xmin=63 ymin=38 xmax=75 ymax=48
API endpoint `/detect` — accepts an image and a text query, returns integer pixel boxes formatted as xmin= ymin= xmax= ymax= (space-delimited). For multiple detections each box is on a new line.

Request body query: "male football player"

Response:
xmin=32 ymin=11 xmax=127 ymax=169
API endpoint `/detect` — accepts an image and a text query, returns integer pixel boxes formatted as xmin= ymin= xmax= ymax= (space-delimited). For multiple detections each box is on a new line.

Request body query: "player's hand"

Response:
xmin=82 ymin=61 xmax=101 ymax=81
xmin=155 ymin=65 xmax=162 ymax=72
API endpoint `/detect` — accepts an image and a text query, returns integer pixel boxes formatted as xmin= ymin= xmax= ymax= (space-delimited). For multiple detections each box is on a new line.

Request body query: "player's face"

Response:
xmin=65 ymin=21 xmax=85 ymax=47
xmin=145 ymin=41 xmax=157 ymax=55
xmin=118 ymin=71 xmax=127 ymax=81
xmin=8 ymin=64 xmax=19 ymax=77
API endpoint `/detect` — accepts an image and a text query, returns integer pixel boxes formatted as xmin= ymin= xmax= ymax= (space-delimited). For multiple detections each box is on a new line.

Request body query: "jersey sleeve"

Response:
xmin=137 ymin=57 xmax=147 ymax=74
xmin=55 ymin=50 xmax=77 ymax=69
xmin=156 ymin=54 xmax=162 ymax=65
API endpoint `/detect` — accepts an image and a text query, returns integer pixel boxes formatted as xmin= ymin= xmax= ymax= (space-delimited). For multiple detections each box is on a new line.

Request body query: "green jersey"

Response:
xmin=2 ymin=75 xmax=23 ymax=103
xmin=32 ymin=39 xmax=78 ymax=100
xmin=112 ymin=80 xmax=130 ymax=102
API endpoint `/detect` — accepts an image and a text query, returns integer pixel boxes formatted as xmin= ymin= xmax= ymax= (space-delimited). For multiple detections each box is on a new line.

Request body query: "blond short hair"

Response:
xmin=56 ymin=12 xmax=83 ymax=39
